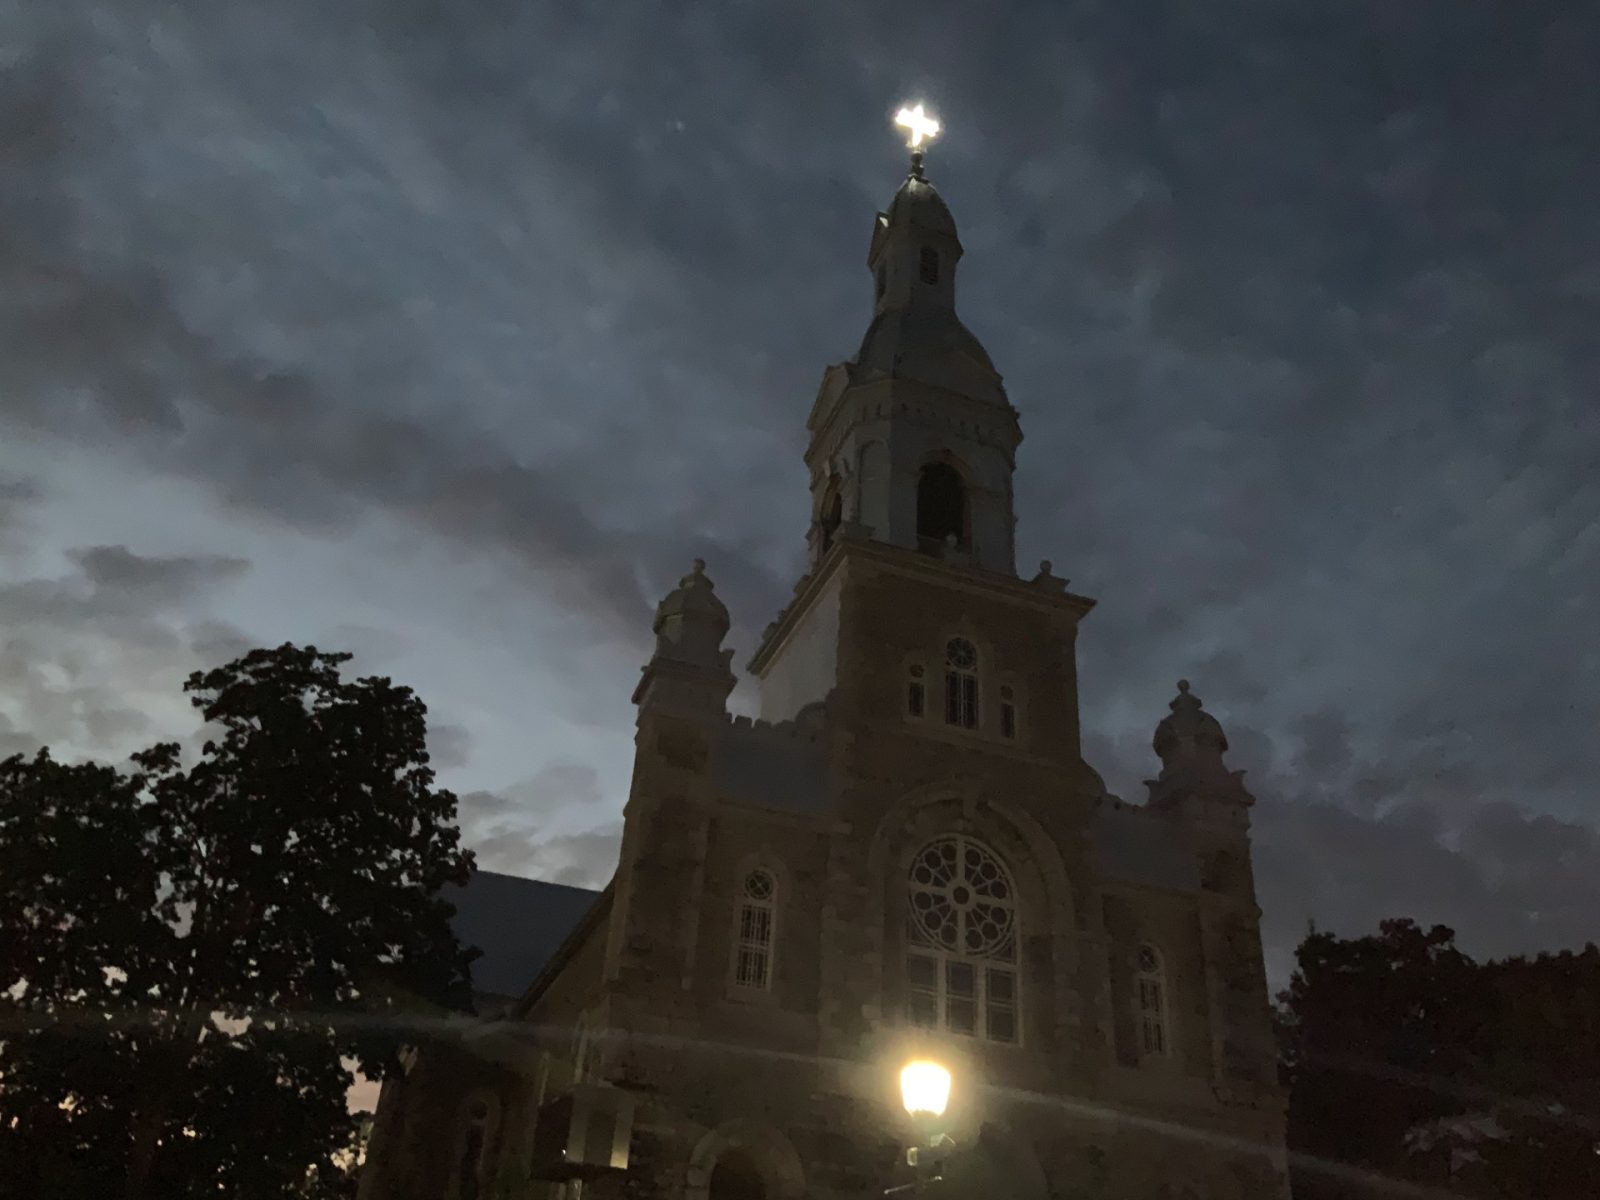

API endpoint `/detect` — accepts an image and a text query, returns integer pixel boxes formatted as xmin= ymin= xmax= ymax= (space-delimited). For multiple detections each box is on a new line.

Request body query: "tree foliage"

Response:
xmin=1280 ymin=918 xmax=1600 ymax=1199
xmin=0 ymin=644 xmax=475 ymax=1199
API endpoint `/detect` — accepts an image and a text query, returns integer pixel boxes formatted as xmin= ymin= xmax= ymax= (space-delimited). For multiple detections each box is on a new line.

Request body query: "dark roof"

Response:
xmin=711 ymin=723 xmax=829 ymax=814
xmin=444 ymin=870 xmax=604 ymax=1001
xmin=1092 ymin=802 xmax=1201 ymax=892
xmin=853 ymin=308 xmax=1000 ymax=378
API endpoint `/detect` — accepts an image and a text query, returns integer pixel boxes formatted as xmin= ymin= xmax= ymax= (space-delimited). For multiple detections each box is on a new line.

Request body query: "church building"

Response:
xmin=359 ymin=132 xmax=1290 ymax=1200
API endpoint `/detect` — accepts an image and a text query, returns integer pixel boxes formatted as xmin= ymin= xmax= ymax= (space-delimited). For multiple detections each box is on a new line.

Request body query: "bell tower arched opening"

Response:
xmin=917 ymin=461 xmax=967 ymax=551
xmin=818 ymin=487 xmax=843 ymax=556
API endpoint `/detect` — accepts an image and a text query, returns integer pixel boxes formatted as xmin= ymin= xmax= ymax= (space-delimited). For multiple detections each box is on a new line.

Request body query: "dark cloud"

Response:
xmin=1 ymin=2 xmax=1596 ymax=954
xmin=0 ymin=547 xmax=247 ymax=627
xmin=0 ymin=475 xmax=42 ymax=552
xmin=1085 ymin=694 xmax=1600 ymax=987
xmin=458 ymin=762 xmax=618 ymax=880
xmin=1253 ymin=797 xmax=1600 ymax=988
xmin=0 ymin=545 xmax=254 ymax=759
xmin=0 ymin=476 xmax=42 ymax=509
xmin=66 ymin=545 xmax=248 ymax=599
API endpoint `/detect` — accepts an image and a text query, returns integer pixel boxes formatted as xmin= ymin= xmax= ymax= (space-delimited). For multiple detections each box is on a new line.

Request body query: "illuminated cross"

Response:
xmin=894 ymin=103 xmax=941 ymax=150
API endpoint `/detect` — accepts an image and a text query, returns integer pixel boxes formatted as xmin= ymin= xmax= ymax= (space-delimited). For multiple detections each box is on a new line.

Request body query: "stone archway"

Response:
xmin=709 ymin=1147 xmax=767 ymax=1200
xmin=684 ymin=1120 xmax=805 ymax=1200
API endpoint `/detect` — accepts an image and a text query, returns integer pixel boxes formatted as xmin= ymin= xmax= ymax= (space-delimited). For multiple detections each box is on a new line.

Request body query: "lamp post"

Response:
xmin=885 ymin=1060 xmax=955 ymax=1197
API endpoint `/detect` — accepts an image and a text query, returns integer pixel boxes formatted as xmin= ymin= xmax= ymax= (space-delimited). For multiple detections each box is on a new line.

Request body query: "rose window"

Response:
xmin=907 ymin=835 xmax=1016 ymax=959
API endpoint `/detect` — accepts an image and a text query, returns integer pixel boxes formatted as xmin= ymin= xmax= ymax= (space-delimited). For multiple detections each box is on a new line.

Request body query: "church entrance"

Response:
xmin=708 ymin=1148 xmax=767 ymax=1200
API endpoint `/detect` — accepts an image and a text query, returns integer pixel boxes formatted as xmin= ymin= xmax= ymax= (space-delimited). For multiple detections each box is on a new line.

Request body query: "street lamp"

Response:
xmin=899 ymin=1061 xmax=951 ymax=1121
xmin=886 ymin=1060 xmax=956 ymax=1196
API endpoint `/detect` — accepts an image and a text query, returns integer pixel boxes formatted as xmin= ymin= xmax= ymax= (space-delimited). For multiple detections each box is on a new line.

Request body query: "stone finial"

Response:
xmin=1146 ymin=678 xmax=1254 ymax=810
xmin=650 ymin=557 xmax=730 ymax=667
xmin=1153 ymin=678 xmax=1229 ymax=765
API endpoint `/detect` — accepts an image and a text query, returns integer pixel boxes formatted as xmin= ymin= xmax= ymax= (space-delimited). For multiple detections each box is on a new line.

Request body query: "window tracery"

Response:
xmin=905 ymin=835 xmax=1018 ymax=1042
xmin=734 ymin=868 xmax=776 ymax=990
xmin=943 ymin=638 xmax=979 ymax=730
xmin=1137 ymin=943 xmax=1169 ymax=1057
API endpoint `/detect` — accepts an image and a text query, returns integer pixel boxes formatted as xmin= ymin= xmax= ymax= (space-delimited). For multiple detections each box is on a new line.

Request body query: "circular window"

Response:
xmin=945 ymin=638 xmax=977 ymax=670
xmin=906 ymin=835 xmax=1015 ymax=959
xmin=744 ymin=869 xmax=774 ymax=901
xmin=1138 ymin=944 xmax=1160 ymax=973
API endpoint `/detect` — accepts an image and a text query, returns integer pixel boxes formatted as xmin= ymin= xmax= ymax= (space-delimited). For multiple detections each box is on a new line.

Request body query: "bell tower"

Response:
xmin=802 ymin=135 xmax=1021 ymax=578
xmin=753 ymin=117 xmax=1086 ymax=742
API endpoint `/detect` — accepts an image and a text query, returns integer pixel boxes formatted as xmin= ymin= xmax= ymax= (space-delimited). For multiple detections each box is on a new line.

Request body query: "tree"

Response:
xmin=1472 ymin=947 xmax=1600 ymax=1199
xmin=0 ymin=748 xmax=173 ymax=1197
xmin=1279 ymin=919 xmax=1600 ymax=1199
xmin=0 ymin=644 xmax=476 ymax=1199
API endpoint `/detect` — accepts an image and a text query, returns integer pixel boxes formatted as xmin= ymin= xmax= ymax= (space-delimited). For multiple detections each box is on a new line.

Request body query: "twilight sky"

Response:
xmin=3 ymin=0 xmax=1597 ymax=984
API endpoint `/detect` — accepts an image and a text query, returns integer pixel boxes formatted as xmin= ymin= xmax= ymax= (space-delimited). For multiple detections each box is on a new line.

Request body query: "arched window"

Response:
xmin=1137 ymin=944 xmax=1169 ymax=1057
xmin=916 ymin=462 xmax=966 ymax=550
xmin=905 ymin=835 xmax=1018 ymax=1043
xmin=453 ymin=1094 xmax=496 ymax=1200
xmin=733 ymin=869 xmax=776 ymax=990
xmin=943 ymin=638 xmax=979 ymax=730
xmin=919 ymin=245 xmax=939 ymax=285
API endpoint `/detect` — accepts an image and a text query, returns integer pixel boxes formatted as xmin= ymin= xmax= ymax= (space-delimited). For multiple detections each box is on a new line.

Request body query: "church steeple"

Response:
xmin=801 ymin=115 xmax=1020 ymax=576
xmin=864 ymin=148 xmax=962 ymax=322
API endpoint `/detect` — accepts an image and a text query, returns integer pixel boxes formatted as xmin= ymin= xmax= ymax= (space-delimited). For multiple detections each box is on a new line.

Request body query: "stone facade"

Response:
xmin=359 ymin=153 xmax=1290 ymax=1200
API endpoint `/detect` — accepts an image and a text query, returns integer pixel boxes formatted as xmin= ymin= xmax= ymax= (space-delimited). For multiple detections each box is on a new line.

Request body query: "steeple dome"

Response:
xmin=882 ymin=152 xmax=958 ymax=238
xmin=854 ymin=155 xmax=1002 ymax=399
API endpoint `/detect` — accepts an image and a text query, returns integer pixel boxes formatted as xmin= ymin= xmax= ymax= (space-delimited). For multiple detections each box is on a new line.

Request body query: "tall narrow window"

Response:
xmin=573 ymin=1014 xmax=602 ymax=1083
xmin=944 ymin=638 xmax=978 ymax=730
xmin=919 ymin=245 xmax=939 ymax=285
xmin=905 ymin=835 xmax=1018 ymax=1043
xmin=875 ymin=264 xmax=887 ymax=300
xmin=734 ymin=869 xmax=776 ymax=989
xmin=906 ymin=663 xmax=926 ymax=718
xmin=1137 ymin=944 xmax=1169 ymax=1057
xmin=999 ymin=685 xmax=1017 ymax=740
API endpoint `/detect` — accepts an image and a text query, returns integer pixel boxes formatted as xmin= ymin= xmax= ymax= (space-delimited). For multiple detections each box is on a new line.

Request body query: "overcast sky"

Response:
xmin=4 ymin=0 xmax=1597 ymax=984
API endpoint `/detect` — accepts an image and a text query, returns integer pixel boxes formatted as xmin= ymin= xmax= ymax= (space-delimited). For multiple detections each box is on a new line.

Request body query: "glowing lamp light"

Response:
xmin=894 ymin=103 xmax=942 ymax=149
xmin=899 ymin=1059 xmax=952 ymax=1119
